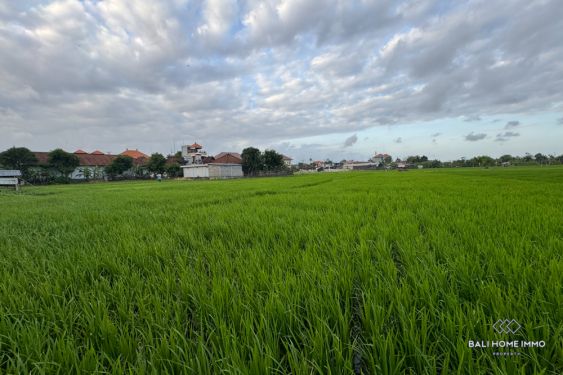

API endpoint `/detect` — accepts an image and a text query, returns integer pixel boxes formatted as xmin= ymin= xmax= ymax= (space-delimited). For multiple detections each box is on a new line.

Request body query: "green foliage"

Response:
xmin=147 ymin=153 xmax=166 ymax=174
xmin=262 ymin=149 xmax=285 ymax=171
xmin=499 ymin=154 xmax=513 ymax=163
xmin=241 ymin=147 xmax=262 ymax=176
xmin=471 ymin=155 xmax=495 ymax=167
xmin=407 ymin=155 xmax=428 ymax=163
xmin=82 ymin=167 xmax=92 ymax=180
xmin=106 ymin=155 xmax=133 ymax=176
xmin=0 ymin=147 xmax=37 ymax=173
xmin=0 ymin=168 xmax=562 ymax=373
xmin=48 ymin=148 xmax=79 ymax=177
xmin=166 ymin=163 xmax=182 ymax=177
xmin=534 ymin=153 xmax=548 ymax=164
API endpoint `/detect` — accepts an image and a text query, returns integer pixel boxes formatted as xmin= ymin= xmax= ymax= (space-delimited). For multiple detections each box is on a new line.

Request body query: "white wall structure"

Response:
xmin=70 ymin=166 xmax=107 ymax=180
xmin=208 ymin=163 xmax=243 ymax=179
xmin=343 ymin=162 xmax=378 ymax=170
xmin=182 ymin=163 xmax=243 ymax=179
xmin=182 ymin=164 xmax=210 ymax=178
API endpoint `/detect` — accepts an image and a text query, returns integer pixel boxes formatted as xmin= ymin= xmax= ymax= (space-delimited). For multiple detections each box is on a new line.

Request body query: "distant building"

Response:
xmin=121 ymin=149 xmax=149 ymax=159
xmin=343 ymin=161 xmax=378 ymax=170
xmin=180 ymin=143 xmax=242 ymax=179
xmin=182 ymin=163 xmax=242 ymax=179
xmin=30 ymin=149 xmax=148 ymax=180
xmin=181 ymin=143 xmax=207 ymax=165
xmin=0 ymin=170 xmax=22 ymax=190
xmin=214 ymin=152 xmax=242 ymax=164
xmin=282 ymin=155 xmax=293 ymax=167
xmin=33 ymin=150 xmax=117 ymax=180
xmin=371 ymin=153 xmax=391 ymax=165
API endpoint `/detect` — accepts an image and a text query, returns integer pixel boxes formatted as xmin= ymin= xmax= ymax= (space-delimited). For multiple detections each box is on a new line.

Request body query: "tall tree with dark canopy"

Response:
xmin=241 ymin=147 xmax=263 ymax=176
xmin=262 ymin=149 xmax=285 ymax=171
xmin=106 ymin=155 xmax=133 ymax=177
xmin=0 ymin=147 xmax=37 ymax=171
xmin=48 ymin=149 xmax=79 ymax=177
xmin=147 ymin=153 xmax=167 ymax=174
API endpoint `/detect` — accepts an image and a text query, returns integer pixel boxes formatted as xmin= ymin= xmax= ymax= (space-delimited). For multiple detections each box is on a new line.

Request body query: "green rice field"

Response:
xmin=1 ymin=167 xmax=562 ymax=374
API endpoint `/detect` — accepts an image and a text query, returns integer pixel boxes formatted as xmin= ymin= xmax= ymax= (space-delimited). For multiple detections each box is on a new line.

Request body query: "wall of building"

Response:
xmin=70 ymin=166 xmax=107 ymax=180
xmin=182 ymin=165 xmax=210 ymax=178
xmin=208 ymin=164 xmax=243 ymax=179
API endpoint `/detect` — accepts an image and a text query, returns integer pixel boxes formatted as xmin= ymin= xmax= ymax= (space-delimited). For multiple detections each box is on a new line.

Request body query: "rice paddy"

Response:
xmin=0 ymin=167 xmax=562 ymax=374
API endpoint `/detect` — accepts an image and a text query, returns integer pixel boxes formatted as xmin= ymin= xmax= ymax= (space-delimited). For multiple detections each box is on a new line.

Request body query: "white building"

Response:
xmin=343 ymin=162 xmax=378 ymax=170
xmin=182 ymin=163 xmax=243 ymax=179
xmin=282 ymin=154 xmax=293 ymax=167
xmin=181 ymin=143 xmax=207 ymax=165
xmin=371 ymin=153 xmax=391 ymax=165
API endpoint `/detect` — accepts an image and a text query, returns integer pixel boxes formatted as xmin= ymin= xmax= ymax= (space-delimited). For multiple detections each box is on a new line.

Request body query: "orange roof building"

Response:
xmin=120 ymin=149 xmax=148 ymax=159
xmin=190 ymin=143 xmax=203 ymax=149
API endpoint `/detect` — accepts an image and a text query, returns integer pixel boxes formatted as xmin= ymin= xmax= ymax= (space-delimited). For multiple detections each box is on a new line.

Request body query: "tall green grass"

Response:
xmin=0 ymin=167 xmax=561 ymax=374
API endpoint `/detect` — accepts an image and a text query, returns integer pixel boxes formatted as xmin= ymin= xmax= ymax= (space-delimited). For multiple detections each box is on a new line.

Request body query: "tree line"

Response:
xmin=0 ymin=147 xmax=183 ymax=183
xmin=402 ymin=153 xmax=563 ymax=168
xmin=241 ymin=148 xmax=288 ymax=176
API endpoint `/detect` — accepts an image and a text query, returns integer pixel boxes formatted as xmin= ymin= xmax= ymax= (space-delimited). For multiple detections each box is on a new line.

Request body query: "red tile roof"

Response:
xmin=121 ymin=149 xmax=148 ymax=159
xmin=74 ymin=149 xmax=87 ymax=154
xmin=214 ymin=152 xmax=241 ymax=160
xmin=212 ymin=153 xmax=242 ymax=164
xmin=33 ymin=152 xmax=116 ymax=167
xmin=190 ymin=143 xmax=202 ymax=149
xmin=91 ymin=150 xmax=104 ymax=155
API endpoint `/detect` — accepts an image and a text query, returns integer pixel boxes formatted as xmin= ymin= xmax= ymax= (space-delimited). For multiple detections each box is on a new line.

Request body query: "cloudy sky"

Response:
xmin=1 ymin=0 xmax=562 ymax=161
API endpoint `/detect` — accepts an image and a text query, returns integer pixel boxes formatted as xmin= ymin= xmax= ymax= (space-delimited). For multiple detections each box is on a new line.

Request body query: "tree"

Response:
xmin=406 ymin=155 xmax=428 ymax=163
xmin=106 ymin=155 xmax=133 ymax=177
xmin=384 ymin=155 xmax=393 ymax=164
xmin=428 ymin=159 xmax=442 ymax=168
xmin=0 ymin=147 xmax=37 ymax=171
xmin=166 ymin=163 xmax=182 ymax=177
xmin=83 ymin=167 xmax=92 ymax=181
xmin=534 ymin=153 xmax=548 ymax=165
xmin=48 ymin=149 xmax=79 ymax=177
xmin=262 ymin=149 xmax=284 ymax=171
xmin=147 ymin=153 xmax=166 ymax=174
xmin=241 ymin=147 xmax=263 ymax=176
xmin=472 ymin=155 xmax=495 ymax=167
xmin=499 ymin=154 xmax=513 ymax=163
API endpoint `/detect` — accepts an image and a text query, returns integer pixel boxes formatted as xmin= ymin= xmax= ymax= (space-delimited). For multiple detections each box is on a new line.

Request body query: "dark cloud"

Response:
xmin=465 ymin=132 xmax=487 ymax=142
xmin=343 ymin=134 xmax=358 ymax=147
xmin=558 ymin=117 xmax=563 ymax=125
xmin=505 ymin=121 xmax=520 ymax=128
xmin=394 ymin=137 xmax=402 ymax=143
xmin=431 ymin=132 xmax=442 ymax=137
xmin=495 ymin=131 xmax=520 ymax=142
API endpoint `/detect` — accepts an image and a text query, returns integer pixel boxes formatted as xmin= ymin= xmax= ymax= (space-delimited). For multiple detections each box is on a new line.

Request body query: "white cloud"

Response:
xmin=0 ymin=0 xmax=562 ymax=157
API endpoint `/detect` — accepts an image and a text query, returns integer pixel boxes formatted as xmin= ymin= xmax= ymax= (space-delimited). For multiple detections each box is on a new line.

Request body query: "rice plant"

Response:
xmin=0 ymin=167 xmax=561 ymax=374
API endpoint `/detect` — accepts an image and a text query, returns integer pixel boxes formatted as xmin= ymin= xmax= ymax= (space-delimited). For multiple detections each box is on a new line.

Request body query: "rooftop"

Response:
xmin=0 ymin=170 xmax=22 ymax=177
xmin=121 ymin=149 xmax=148 ymax=159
